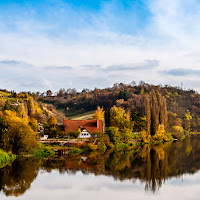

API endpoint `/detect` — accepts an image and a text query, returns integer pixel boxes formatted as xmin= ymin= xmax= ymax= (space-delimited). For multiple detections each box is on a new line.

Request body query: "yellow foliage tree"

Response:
xmin=172 ymin=125 xmax=184 ymax=139
xmin=138 ymin=130 xmax=151 ymax=143
xmin=152 ymin=124 xmax=172 ymax=142
xmin=185 ymin=110 xmax=192 ymax=132
xmin=185 ymin=110 xmax=192 ymax=121
xmin=110 ymin=106 xmax=131 ymax=129
xmin=27 ymin=97 xmax=35 ymax=117
xmin=34 ymin=103 xmax=42 ymax=114
xmin=93 ymin=106 xmax=105 ymax=121
xmin=29 ymin=118 xmax=39 ymax=132
xmin=2 ymin=110 xmax=37 ymax=153
xmin=47 ymin=116 xmax=58 ymax=126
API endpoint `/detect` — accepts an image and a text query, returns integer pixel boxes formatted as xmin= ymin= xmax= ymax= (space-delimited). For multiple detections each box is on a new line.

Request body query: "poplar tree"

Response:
xmin=27 ymin=97 xmax=35 ymax=117
xmin=145 ymin=91 xmax=168 ymax=136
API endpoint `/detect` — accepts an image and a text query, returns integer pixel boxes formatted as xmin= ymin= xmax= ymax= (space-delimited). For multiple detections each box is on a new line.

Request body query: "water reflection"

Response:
xmin=1 ymin=135 xmax=200 ymax=197
xmin=0 ymin=158 xmax=41 ymax=197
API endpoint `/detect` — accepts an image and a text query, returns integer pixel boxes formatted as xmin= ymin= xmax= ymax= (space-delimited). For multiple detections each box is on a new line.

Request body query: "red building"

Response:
xmin=63 ymin=119 xmax=104 ymax=138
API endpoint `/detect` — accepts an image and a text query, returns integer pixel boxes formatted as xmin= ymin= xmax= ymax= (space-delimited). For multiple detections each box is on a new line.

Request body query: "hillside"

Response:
xmin=0 ymin=90 xmax=64 ymax=123
xmin=38 ymin=82 xmax=200 ymax=132
xmin=68 ymin=111 xmax=95 ymax=120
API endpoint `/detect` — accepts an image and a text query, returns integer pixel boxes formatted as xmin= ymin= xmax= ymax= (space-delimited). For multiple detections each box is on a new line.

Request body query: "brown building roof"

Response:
xmin=63 ymin=119 xmax=103 ymax=134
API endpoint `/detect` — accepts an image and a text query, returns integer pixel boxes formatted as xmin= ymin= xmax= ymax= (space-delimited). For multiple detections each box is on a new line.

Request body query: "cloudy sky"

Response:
xmin=1 ymin=0 xmax=200 ymax=92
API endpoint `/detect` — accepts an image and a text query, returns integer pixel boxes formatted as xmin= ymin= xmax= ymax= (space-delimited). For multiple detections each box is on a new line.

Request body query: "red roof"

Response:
xmin=63 ymin=119 xmax=103 ymax=134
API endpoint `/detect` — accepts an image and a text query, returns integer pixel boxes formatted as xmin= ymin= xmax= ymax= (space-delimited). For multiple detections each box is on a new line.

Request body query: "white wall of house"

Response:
xmin=78 ymin=129 xmax=91 ymax=138
xmin=40 ymin=135 xmax=48 ymax=140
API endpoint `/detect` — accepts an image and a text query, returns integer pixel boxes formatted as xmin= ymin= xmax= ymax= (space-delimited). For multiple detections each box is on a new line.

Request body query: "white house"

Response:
xmin=78 ymin=129 xmax=91 ymax=139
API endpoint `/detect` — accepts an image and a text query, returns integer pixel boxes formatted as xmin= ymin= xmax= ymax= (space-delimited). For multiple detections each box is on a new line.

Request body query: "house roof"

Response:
xmin=63 ymin=120 xmax=102 ymax=134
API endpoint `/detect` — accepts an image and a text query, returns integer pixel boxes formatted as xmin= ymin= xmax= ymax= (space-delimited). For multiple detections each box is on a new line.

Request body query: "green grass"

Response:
xmin=68 ymin=111 xmax=95 ymax=120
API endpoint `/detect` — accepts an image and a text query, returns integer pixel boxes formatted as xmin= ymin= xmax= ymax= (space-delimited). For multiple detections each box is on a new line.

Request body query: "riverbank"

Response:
xmin=39 ymin=131 xmax=196 ymax=157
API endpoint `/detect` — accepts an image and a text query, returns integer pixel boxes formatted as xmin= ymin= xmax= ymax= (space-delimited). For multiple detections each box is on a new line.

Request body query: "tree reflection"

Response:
xmin=0 ymin=158 xmax=41 ymax=197
xmin=1 ymin=136 xmax=200 ymax=197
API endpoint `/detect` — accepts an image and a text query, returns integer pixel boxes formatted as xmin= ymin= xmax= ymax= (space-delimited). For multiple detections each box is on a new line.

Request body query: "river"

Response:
xmin=1 ymin=135 xmax=200 ymax=200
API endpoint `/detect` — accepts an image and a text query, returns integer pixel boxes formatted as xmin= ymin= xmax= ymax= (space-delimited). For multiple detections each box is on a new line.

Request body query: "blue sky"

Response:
xmin=0 ymin=0 xmax=200 ymax=92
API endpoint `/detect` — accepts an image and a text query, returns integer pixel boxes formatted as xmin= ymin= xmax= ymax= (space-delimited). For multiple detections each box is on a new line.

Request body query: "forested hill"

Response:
xmin=39 ymin=82 xmax=200 ymax=131
xmin=0 ymin=90 xmax=64 ymax=123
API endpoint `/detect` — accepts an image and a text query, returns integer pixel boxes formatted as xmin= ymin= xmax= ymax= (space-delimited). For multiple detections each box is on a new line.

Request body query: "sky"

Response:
xmin=1 ymin=0 xmax=200 ymax=92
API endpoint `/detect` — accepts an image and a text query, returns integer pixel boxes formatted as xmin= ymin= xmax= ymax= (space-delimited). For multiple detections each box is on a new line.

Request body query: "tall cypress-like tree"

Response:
xmin=145 ymin=91 xmax=168 ymax=136
xmin=27 ymin=97 xmax=35 ymax=117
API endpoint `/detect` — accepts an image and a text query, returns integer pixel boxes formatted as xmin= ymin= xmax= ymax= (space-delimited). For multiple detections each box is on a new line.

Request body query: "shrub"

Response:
xmin=152 ymin=124 xmax=172 ymax=142
xmin=68 ymin=131 xmax=80 ymax=138
xmin=87 ymin=143 xmax=98 ymax=151
xmin=115 ymin=142 xmax=128 ymax=150
xmin=0 ymin=149 xmax=16 ymax=168
xmin=69 ymin=147 xmax=83 ymax=155
xmin=138 ymin=130 xmax=151 ymax=143
xmin=97 ymin=142 xmax=107 ymax=152
xmin=172 ymin=125 xmax=184 ymax=139
xmin=34 ymin=145 xmax=55 ymax=158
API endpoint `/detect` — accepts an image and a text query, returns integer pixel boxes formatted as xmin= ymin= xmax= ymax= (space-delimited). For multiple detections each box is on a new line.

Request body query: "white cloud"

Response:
xmin=1 ymin=0 xmax=200 ymax=92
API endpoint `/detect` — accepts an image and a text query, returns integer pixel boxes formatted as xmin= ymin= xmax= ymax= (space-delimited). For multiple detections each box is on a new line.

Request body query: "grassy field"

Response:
xmin=68 ymin=110 xmax=95 ymax=120
xmin=0 ymin=91 xmax=11 ymax=100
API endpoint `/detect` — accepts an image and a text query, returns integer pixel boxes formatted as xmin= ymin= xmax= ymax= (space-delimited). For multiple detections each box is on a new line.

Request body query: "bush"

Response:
xmin=115 ymin=142 xmax=128 ymax=150
xmin=0 ymin=149 xmax=16 ymax=168
xmin=68 ymin=131 xmax=80 ymax=139
xmin=152 ymin=124 xmax=172 ymax=142
xmin=34 ymin=145 xmax=55 ymax=158
xmin=87 ymin=143 xmax=98 ymax=151
xmin=172 ymin=125 xmax=184 ymax=139
xmin=69 ymin=147 xmax=83 ymax=155
xmin=138 ymin=130 xmax=151 ymax=143
xmin=97 ymin=141 xmax=107 ymax=152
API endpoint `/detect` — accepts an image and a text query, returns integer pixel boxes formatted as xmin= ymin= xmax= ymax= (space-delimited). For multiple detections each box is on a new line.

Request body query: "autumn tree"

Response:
xmin=2 ymin=110 xmax=37 ymax=153
xmin=184 ymin=110 xmax=192 ymax=132
xmin=47 ymin=116 xmax=57 ymax=126
xmin=4 ymin=100 xmax=11 ymax=110
xmin=46 ymin=90 xmax=52 ymax=97
xmin=17 ymin=103 xmax=28 ymax=119
xmin=57 ymin=88 xmax=65 ymax=97
xmin=131 ymin=111 xmax=146 ymax=132
xmin=93 ymin=106 xmax=105 ymax=121
xmin=29 ymin=118 xmax=39 ymax=132
xmin=27 ymin=97 xmax=35 ymax=117
xmin=110 ymin=106 xmax=131 ymax=129
xmin=145 ymin=90 xmax=168 ymax=136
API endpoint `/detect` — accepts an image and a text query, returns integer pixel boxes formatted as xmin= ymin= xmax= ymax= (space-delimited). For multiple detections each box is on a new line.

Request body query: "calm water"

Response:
xmin=1 ymin=136 xmax=200 ymax=200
